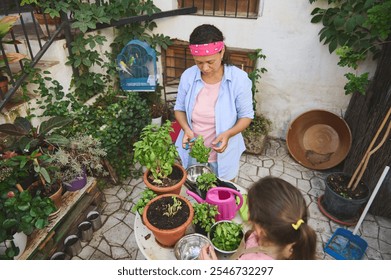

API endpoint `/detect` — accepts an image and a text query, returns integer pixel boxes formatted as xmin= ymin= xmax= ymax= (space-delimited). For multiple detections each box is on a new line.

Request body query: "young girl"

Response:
xmin=199 ymin=176 xmax=317 ymax=260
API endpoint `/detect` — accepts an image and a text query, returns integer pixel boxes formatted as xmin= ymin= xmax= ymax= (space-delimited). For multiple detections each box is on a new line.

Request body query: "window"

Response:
xmin=162 ymin=40 xmax=257 ymax=105
xmin=178 ymin=0 xmax=260 ymax=19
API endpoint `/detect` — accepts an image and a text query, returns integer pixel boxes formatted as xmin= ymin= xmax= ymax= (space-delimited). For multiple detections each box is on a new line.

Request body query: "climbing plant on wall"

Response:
xmin=309 ymin=0 xmax=391 ymax=95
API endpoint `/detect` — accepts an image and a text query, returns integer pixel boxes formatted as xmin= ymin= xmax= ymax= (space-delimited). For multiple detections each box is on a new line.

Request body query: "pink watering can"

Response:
xmin=186 ymin=187 xmax=243 ymax=221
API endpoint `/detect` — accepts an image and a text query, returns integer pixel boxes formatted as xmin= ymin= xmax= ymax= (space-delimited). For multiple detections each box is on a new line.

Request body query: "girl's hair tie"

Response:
xmin=292 ymin=219 xmax=304 ymax=230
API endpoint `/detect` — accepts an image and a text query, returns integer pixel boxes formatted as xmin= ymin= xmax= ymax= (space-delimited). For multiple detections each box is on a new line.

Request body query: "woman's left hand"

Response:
xmin=212 ymin=132 xmax=230 ymax=153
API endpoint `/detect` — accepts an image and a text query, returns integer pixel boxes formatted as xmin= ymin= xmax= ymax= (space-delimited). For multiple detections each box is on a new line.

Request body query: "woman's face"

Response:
xmin=193 ymin=49 xmax=224 ymax=77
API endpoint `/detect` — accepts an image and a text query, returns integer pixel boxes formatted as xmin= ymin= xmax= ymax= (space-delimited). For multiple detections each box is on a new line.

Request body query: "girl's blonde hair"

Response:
xmin=248 ymin=176 xmax=317 ymax=260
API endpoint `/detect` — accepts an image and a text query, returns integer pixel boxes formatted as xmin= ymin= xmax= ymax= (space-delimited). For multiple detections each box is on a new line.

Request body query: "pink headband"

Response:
xmin=189 ymin=41 xmax=224 ymax=56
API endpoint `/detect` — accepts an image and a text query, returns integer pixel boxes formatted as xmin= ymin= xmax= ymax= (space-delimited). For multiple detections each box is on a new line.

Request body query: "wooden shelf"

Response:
xmin=18 ymin=177 xmax=102 ymax=260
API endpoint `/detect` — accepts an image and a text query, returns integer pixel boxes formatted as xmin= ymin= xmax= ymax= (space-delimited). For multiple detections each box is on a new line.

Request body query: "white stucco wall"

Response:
xmin=152 ymin=0 xmax=377 ymax=139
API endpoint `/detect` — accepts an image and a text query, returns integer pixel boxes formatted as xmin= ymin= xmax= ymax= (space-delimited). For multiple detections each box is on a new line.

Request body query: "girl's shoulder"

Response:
xmin=239 ymin=232 xmax=274 ymax=260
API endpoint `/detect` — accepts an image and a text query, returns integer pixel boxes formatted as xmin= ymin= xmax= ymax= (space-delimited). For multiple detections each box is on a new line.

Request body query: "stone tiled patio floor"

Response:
xmin=72 ymin=138 xmax=391 ymax=260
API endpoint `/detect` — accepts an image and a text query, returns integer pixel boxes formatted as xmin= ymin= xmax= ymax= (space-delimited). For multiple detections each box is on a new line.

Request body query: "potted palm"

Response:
xmin=142 ymin=193 xmax=194 ymax=247
xmin=133 ymin=120 xmax=187 ymax=195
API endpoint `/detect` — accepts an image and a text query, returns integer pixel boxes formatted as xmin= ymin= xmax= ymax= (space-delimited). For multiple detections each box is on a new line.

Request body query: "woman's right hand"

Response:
xmin=182 ymin=130 xmax=195 ymax=150
xmin=198 ymin=244 xmax=218 ymax=260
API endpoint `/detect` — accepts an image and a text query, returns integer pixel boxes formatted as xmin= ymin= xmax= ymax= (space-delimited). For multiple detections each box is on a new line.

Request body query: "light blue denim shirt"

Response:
xmin=174 ymin=64 xmax=254 ymax=180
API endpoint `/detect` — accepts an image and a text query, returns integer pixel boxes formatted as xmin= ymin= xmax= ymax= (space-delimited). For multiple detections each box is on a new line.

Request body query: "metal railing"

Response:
xmin=0 ymin=0 xmax=73 ymax=111
xmin=178 ymin=0 xmax=259 ymax=19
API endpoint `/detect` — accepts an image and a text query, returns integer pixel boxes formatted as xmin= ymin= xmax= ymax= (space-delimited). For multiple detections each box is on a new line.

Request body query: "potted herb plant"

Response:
xmin=192 ymin=202 xmax=219 ymax=236
xmin=195 ymin=172 xmax=217 ymax=199
xmin=133 ymin=120 xmax=187 ymax=195
xmin=142 ymin=194 xmax=194 ymax=247
xmin=131 ymin=189 xmax=157 ymax=216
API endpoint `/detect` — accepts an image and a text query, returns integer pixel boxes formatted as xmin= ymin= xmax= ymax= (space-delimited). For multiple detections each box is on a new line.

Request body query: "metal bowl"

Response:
xmin=186 ymin=164 xmax=213 ymax=184
xmin=174 ymin=233 xmax=212 ymax=260
xmin=208 ymin=220 xmax=243 ymax=254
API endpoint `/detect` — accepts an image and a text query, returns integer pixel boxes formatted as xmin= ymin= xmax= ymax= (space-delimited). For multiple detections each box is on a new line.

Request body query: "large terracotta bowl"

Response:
xmin=286 ymin=109 xmax=352 ymax=170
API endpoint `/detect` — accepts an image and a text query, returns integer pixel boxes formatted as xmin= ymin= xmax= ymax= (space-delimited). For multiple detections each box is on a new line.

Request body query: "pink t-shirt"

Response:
xmin=192 ymin=81 xmax=220 ymax=162
xmin=238 ymin=232 xmax=275 ymax=260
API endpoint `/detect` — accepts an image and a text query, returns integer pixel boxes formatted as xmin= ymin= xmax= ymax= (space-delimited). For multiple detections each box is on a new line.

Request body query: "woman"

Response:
xmin=174 ymin=24 xmax=254 ymax=181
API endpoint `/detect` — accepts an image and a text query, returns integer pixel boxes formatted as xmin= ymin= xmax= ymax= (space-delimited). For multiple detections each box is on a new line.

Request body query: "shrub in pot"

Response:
xmin=243 ymin=49 xmax=271 ymax=155
xmin=322 ymin=172 xmax=370 ymax=221
xmin=142 ymin=194 xmax=194 ymax=247
xmin=133 ymin=120 xmax=186 ymax=195
xmin=0 ymin=185 xmax=56 ymax=259
xmin=50 ymin=133 xmax=108 ymax=191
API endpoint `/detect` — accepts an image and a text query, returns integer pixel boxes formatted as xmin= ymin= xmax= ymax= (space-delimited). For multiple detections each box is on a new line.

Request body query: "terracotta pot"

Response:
xmin=33 ymin=13 xmax=61 ymax=37
xmin=142 ymin=194 xmax=194 ymax=247
xmin=50 ymin=184 xmax=63 ymax=210
xmin=143 ymin=163 xmax=187 ymax=195
xmin=0 ymin=76 xmax=8 ymax=96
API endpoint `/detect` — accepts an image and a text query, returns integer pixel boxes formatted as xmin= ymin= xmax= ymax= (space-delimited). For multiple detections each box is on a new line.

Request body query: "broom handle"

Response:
xmin=348 ymin=107 xmax=391 ymax=189
xmin=351 ymin=121 xmax=391 ymax=191
xmin=353 ymin=166 xmax=390 ymax=235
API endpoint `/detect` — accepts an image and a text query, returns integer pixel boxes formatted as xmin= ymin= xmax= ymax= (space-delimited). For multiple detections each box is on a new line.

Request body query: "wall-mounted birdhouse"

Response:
xmin=117 ymin=39 xmax=157 ymax=92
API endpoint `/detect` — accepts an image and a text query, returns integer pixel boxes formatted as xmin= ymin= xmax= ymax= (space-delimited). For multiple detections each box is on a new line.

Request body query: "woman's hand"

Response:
xmin=198 ymin=244 xmax=218 ymax=260
xmin=182 ymin=130 xmax=195 ymax=150
xmin=212 ymin=131 xmax=230 ymax=153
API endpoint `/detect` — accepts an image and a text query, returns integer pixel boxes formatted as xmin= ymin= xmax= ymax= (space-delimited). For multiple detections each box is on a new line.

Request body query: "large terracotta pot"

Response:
xmin=143 ymin=163 xmax=187 ymax=195
xmin=142 ymin=194 xmax=194 ymax=247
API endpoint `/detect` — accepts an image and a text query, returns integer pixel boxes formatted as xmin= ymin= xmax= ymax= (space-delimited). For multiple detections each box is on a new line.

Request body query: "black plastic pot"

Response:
xmin=323 ymin=172 xmax=370 ymax=220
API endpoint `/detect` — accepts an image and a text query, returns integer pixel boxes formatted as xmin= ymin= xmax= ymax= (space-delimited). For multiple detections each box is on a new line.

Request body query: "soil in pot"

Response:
xmin=323 ymin=173 xmax=370 ymax=221
xmin=146 ymin=196 xmax=190 ymax=229
xmin=146 ymin=164 xmax=183 ymax=188
xmin=326 ymin=173 xmax=369 ymax=199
